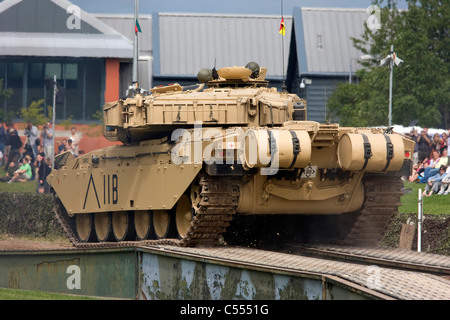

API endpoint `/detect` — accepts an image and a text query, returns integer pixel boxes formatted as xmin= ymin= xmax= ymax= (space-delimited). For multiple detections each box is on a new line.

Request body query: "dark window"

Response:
xmin=27 ymin=62 xmax=45 ymax=108
xmin=29 ymin=63 xmax=43 ymax=80
xmin=84 ymin=59 xmax=103 ymax=121
xmin=6 ymin=62 xmax=24 ymax=112
xmin=2 ymin=58 xmax=105 ymax=121
xmin=0 ymin=61 xmax=7 ymax=114
xmin=0 ymin=62 xmax=6 ymax=81
xmin=63 ymin=61 xmax=83 ymax=120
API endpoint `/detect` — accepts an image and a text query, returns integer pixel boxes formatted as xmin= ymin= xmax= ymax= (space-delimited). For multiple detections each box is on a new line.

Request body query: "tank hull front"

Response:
xmin=237 ymin=172 xmax=365 ymax=215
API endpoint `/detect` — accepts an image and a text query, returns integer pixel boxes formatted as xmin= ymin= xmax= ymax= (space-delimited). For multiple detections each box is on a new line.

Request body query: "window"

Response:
xmin=0 ymin=62 xmax=6 ymax=81
xmin=84 ymin=59 xmax=103 ymax=120
xmin=65 ymin=63 xmax=78 ymax=80
xmin=45 ymin=63 xmax=62 ymax=79
xmin=9 ymin=62 xmax=24 ymax=80
xmin=29 ymin=63 xmax=43 ymax=80
xmin=2 ymin=58 xmax=105 ymax=121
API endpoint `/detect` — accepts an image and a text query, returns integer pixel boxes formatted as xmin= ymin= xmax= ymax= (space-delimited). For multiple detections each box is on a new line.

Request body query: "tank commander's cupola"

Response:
xmin=197 ymin=62 xmax=268 ymax=88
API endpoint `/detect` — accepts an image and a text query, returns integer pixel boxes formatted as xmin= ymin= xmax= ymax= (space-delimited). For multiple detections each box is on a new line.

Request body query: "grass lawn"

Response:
xmin=401 ymin=180 xmax=450 ymax=215
xmin=0 ymin=166 xmax=37 ymax=193
xmin=0 ymin=287 xmax=98 ymax=300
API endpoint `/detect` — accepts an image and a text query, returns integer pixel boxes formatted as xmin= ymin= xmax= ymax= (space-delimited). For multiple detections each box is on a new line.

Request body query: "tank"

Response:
xmin=48 ymin=63 xmax=415 ymax=248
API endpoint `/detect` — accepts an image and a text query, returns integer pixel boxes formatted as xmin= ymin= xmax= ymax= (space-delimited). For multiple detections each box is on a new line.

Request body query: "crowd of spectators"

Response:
xmin=0 ymin=121 xmax=81 ymax=193
xmin=408 ymin=127 xmax=450 ymax=196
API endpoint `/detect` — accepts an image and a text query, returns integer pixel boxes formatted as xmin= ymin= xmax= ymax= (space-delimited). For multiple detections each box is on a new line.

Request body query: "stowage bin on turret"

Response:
xmin=48 ymin=62 xmax=414 ymax=248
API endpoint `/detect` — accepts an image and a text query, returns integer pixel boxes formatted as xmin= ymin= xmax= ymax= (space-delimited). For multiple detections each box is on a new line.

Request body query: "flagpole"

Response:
xmin=51 ymin=75 xmax=56 ymax=169
xmin=280 ymin=0 xmax=287 ymax=92
xmin=132 ymin=0 xmax=139 ymax=89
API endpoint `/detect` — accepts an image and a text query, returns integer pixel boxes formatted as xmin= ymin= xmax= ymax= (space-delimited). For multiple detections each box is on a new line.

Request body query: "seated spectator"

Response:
xmin=428 ymin=150 xmax=440 ymax=167
xmin=409 ymin=157 xmax=430 ymax=182
xmin=0 ymin=161 xmax=17 ymax=182
xmin=8 ymin=157 xmax=32 ymax=183
xmin=419 ymin=149 xmax=448 ymax=183
xmin=437 ymin=166 xmax=450 ymax=195
xmin=25 ymin=155 xmax=35 ymax=180
xmin=423 ymin=165 xmax=447 ymax=196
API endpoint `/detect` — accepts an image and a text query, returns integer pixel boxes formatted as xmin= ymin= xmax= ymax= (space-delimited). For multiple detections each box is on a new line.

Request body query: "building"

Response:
xmin=286 ymin=7 xmax=371 ymax=122
xmin=152 ymin=12 xmax=292 ymax=89
xmin=0 ymin=0 xmax=134 ymax=121
xmin=0 ymin=0 xmax=370 ymax=124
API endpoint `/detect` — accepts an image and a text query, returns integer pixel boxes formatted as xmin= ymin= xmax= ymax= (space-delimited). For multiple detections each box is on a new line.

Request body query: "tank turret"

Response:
xmin=103 ymin=64 xmax=304 ymax=144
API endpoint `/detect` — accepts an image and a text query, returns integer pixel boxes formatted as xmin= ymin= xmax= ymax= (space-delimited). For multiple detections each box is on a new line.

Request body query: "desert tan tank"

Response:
xmin=48 ymin=63 xmax=414 ymax=248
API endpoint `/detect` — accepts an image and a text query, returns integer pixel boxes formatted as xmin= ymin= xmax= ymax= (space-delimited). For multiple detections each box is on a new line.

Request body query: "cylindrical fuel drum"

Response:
xmin=240 ymin=128 xmax=311 ymax=169
xmin=337 ymin=133 xmax=405 ymax=171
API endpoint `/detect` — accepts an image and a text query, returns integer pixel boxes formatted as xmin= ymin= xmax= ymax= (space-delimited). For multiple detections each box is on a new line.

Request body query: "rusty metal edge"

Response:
xmin=137 ymin=245 xmax=396 ymax=300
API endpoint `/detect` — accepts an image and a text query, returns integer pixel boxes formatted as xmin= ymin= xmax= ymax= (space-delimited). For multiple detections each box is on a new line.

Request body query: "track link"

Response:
xmin=53 ymin=175 xmax=239 ymax=249
xmin=341 ymin=174 xmax=403 ymax=247
xmin=181 ymin=176 xmax=239 ymax=246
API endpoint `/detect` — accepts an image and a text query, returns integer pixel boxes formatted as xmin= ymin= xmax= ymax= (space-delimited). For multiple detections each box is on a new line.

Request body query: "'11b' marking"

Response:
xmin=104 ymin=174 xmax=118 ymax=205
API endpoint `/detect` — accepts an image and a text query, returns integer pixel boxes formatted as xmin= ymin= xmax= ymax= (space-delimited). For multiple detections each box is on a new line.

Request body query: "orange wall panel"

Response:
xmin=105 ymin=58 xmax=120 ymax=103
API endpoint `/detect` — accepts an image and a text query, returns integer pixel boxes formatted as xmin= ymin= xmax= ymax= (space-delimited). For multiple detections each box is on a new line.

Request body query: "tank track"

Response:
xmin=182 ymin=176 xmax=240 ymax=246
xmin=53 ymin=175 xmax=240 ymax=249
xmin=340 ymin=174 xmax=403 ymax=247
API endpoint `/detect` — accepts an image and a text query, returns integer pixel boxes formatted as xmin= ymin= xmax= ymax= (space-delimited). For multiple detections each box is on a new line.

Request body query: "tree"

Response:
xmin=20 ymin=99 xmax=49 ymax=125
xmin=328 ymin=0 xmax=449 ymax=128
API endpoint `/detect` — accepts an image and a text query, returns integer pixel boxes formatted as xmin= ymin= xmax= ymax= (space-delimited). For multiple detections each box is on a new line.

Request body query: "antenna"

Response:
xmin=212 ymin=58 xmax=218 ymax=79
